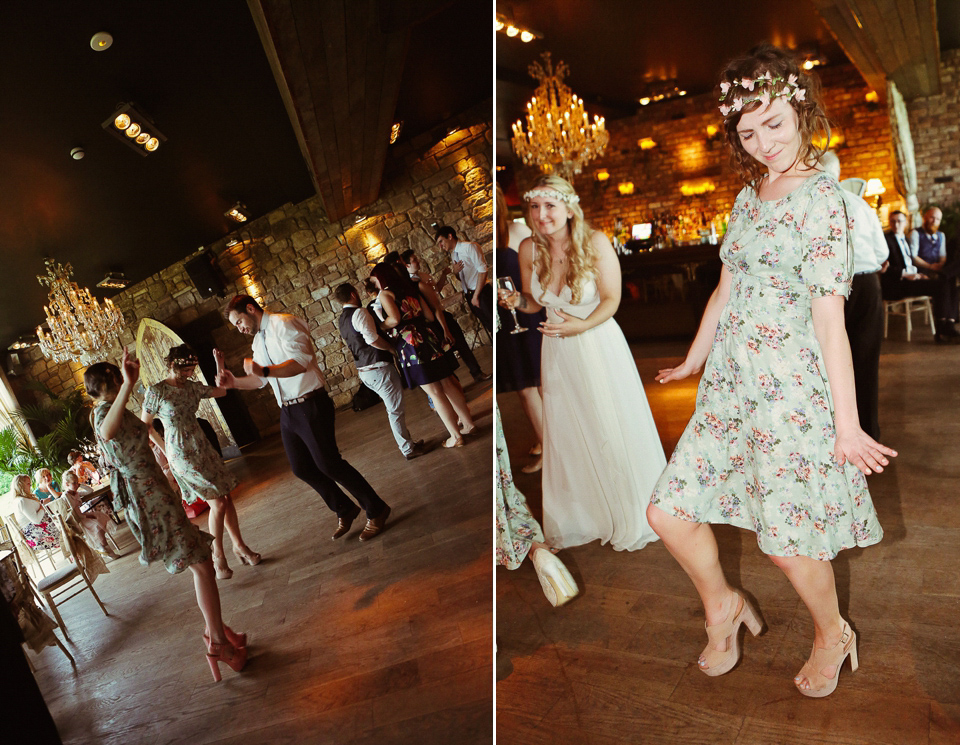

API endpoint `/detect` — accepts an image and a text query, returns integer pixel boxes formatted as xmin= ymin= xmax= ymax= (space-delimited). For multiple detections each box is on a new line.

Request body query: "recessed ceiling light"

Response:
xmin=70 ymin=147 xmax=85 ymax=160
xmin=90 ymin=32 xmax=113 ymax=51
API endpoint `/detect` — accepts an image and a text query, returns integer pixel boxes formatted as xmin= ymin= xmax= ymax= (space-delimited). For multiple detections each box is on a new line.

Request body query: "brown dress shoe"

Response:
xmin=331 ymin=504 xmax=362 ymax=540
xmin=359 ymin=506 xmax=391 ymax=542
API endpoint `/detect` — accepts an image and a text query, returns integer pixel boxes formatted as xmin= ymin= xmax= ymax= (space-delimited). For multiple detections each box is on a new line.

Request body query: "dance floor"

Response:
xmin=30 ymin=351 xmax=493 ymax=745
xmin=497 ymin=334 xmax=960 ymax=745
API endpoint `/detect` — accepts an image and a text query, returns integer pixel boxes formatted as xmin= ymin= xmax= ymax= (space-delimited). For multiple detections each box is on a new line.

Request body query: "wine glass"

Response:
xmin=497 ymin=276 xmax=527 ymax=334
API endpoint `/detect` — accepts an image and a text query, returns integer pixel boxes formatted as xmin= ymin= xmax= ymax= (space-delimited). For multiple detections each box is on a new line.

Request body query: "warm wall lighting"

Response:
xmin=812 ymin=129 xmax=845 ymax=150
xmin=864 ymin=179 xmax=886 ymax=197
xmin=595 ymin=170 xmax=610 ymax=181
xmin=706 ymin=125 xmax=718 ymax=137
xmin=506 ymin=25 xmax=519 ymax=37
xmin=389 ymin=121 xmax=403 ymax=144
xmin=680 ymin=179 xmax=717 ymax=196
xmin=638 ymin=138 xmax=656 ymax=150
xmin=102 ymin=102 xmax=166 ymax=157
xmin=226 ymin=203 xmax=249 ymax=223
xmin=617 ymin=182 xmax=635 ymax=196
xmin=865 ymin=90 xmax=879 ymax=103
xmin=495 ymin=19 xmax=504 ymax=31
xmin=496 ymin=14 xmax=542 ymax=42
xmin=639 ymin=97 xmax=651 ymax=106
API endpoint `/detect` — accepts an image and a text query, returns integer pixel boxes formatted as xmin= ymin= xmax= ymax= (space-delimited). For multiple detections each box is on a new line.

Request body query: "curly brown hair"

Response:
xmin=718 ymin=44 xmax=831 ymax=192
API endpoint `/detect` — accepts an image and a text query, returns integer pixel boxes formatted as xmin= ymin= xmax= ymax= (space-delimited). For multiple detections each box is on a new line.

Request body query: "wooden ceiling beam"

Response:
xmin=811 ymin=0 xmax=941 ymax=100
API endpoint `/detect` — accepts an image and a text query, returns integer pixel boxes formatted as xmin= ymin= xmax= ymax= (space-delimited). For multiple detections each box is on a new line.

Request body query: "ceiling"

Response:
xmin=496 ymin=0 xmax=960 ymax=161
xmin=0 ymin=0 xmax=491 ymax=353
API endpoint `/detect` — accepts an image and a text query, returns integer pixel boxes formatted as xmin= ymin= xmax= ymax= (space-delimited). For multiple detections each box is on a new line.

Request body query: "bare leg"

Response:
xmin=646 ymin=504 xmax=738 ymax=655
xmin=206 ymin=499 xmax=230 ymax=575
xmin=189 ymin=559 xmax=226 ymax=644
xmin=421 ymin=381 xmax=463 ymax=443
xmin=220 ymin=495 xmax=252 ymax=554
xmin=768 ymin=554 xmax=845 ymax=690
xmin=516 ymin=386 xmax=544 ymax=443
xmin=439 ymin=376 xmax=476 ymax=431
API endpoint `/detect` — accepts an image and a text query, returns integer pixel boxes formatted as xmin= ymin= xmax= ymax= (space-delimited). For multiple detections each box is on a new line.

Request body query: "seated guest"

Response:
xmin=883 ymin=210 xmax=960 ymax=343
xmin=61 ymin=470 xmax=119 ymax=557
xmin=3 ymin=474 xmax=60 ymax=550
xmin=909 ymin=207 xmax=947 ymax=275
xmin=33 ymin=468 xmax=61 ymax=503
xmin=68 ymin=449 xmax=100 ymax=485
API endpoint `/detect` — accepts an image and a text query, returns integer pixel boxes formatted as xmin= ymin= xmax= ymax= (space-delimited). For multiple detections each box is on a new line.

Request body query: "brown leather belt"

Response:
xmin=281 ymin=389 xmax=324 ymax=407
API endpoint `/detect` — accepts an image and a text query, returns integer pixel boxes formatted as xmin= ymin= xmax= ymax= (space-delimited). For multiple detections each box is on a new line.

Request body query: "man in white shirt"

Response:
xmin=218 ymin=295 xmax=391 ymax=541
xmin=882 ymin=211 xmax=960 ymax=343
xmin=820 ymin=151 xmax=888 ymax=438
xmin=333 ymin=283 xmax=425 ymax=460
xmin=435 ymin=226 xmax=493 ymax=334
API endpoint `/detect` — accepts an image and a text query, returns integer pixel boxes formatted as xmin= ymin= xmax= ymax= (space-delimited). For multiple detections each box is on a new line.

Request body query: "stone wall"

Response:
xmin=515 ymin=62 xmax=901 ymax=236
xmin=13 ymin=101 xmax=493 ymax=436
xmin=907 ymin=48 xmax=960 ymax=211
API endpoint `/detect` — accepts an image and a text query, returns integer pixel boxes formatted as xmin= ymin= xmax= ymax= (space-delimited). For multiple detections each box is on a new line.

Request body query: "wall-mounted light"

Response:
xmin=865 ymin=91 xmax=879 ymax=103
xmin=595 ymin=169 xmax=610 ymax=181
xmin=226 ymin=203 xmax=249 ymax=223
xmin=389 ymin=121 xmax=403 ymax=144
xmin=864 ymin=178 xmax=886 ymax=212
xmin=639 ymin=97 xmax=651 ymax=106
xmin=812 ymin=127 xmax=845 ymax=150
xmin=680 ymin=179 xmax=716 ymax=196
xmin=96 ymin=272 xmax=132 ymax=290
xmin=638 ymin=138 xmax=656 ymax=150
xmin=102 ymin=103 xmax=166 ymax=157
xmin=617 ymin=182 xmax=635 ymax=196
xmin=226 ymin=238 xmax=241 ymax=247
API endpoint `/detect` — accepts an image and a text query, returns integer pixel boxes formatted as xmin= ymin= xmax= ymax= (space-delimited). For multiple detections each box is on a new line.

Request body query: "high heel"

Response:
xmin=212 ymin=552 xmax=233 ymax=580
xmin=530 ymin=547 xmax=579 ymax=607
xmin=699 ymin=592 xmax=764 ymax=677
xmin=795 ymin=621 xmax=858 ymax=698
xmin=443 ymin=436 xmax=464 ymax=448
xmin=233 ymin=547 xmax=262 ymax=566
xmin=205 ymin=637 xmax=248 ymax=682
xmin=203 ymin=624 xmax=247 ymax=649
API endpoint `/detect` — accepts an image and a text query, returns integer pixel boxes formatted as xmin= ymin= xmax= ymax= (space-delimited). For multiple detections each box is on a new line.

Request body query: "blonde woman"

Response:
xmin=4 ymin=474 xmax=61 ymax=550
xmin=499 ymin=174 xmax=665 ymax=552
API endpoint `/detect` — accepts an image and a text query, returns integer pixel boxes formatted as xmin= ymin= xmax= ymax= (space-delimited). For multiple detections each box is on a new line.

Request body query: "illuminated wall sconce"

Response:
xmin=495 ymin=15 xmax=541 ymax=42
xmin=638 ymin=138 xmax=656 ymax=150
xmin=595 ymin=169 xmax=610 ymax=181
xmin=865 ymin=91 xmax=879 ymax=104
xmin=225 ymin=203 xmax=249 ymax=223
xmin=389 ymin=121 xmax=403 ymax=144
xmin=705 ymin=124 xmax=723 ymax=146
xmin=639 ymin=97 xmax=651 ymax=106
xmin=680 ymin=179 xmax=717 ymax=196
xmin=617 ymin=182 xmax=635 ymax=196
xmin=226 ymin=238 xmax=241 ymax=247
xmin=864 ymin=178 xmax=886 ymax=211
xmin=101 ymin=102 xmax=166 ymax=157
xmin=812 ymin=127 xmax=845 ymax=150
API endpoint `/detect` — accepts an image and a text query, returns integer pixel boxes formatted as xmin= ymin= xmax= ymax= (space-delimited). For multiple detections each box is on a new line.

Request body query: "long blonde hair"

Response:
xmin=525 ymin=175 xmax=597 ymax=305
xmin=8 ymin=474 xmax=32 ymax=499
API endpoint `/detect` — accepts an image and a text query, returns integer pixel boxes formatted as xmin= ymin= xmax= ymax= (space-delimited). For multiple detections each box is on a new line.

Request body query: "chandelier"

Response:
xmin=35 ymin=258 xmax=124 ymax=365
xmin=511 ymin=52 xmax=609 ymax=181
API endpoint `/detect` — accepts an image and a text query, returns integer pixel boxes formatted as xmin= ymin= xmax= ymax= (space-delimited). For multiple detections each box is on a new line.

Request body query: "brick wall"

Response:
xmin=908 ymin=48 xmax=960 ymax=211
xmin=13 ymin=101 xmax=492 ymax=435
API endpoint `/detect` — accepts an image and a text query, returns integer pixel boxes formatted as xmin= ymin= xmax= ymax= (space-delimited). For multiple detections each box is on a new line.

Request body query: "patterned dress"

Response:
xmin=651 ymin=173 xmax=883 ymax=560
xmin=495 ymin=402 xmax=545 ymax=569
xmin=143 ymin=381 xmax=237 ymax=504
xmin=388 ymin=291 xmax=458 ymax=387
xmin=94 ymin=402 xmax=212 ymax=574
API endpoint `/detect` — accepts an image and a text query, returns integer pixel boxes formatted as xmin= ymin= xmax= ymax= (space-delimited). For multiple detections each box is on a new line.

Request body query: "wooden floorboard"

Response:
xmin=497 ymin=335 xmax=960 ymax=744
xmin=30 ymin=351 xmax=494 ymax=744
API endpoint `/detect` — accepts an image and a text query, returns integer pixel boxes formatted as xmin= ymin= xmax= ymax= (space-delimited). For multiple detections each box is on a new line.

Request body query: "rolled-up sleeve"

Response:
xmin=352 ymin=308 xmax=380 ymax=345
xmin=465 ymin=243 xmax=488 ymax=273
xmin=274 ymin=315 xmax=318 ymax=368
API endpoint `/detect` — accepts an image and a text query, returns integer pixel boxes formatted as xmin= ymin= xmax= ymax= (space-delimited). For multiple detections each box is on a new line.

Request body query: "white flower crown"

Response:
xmin=718 ymin=71 xmax=806 ymax=117
xmin=522 ymin=188 xmax=580 ymax=205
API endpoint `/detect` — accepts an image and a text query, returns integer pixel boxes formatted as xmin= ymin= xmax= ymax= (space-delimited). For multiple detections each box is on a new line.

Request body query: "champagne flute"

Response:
xmin=497 ymin=276 xmax=527 ymax=333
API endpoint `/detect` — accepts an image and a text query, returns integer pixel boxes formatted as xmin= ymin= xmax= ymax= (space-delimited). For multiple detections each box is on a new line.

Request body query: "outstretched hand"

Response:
xmin=834 ymin=429 xmax=897 ymax=476
xmin=120 ymin=347 xmax=140 ymax=386
xmin=655 ymin=359 xmax=700 ymax=384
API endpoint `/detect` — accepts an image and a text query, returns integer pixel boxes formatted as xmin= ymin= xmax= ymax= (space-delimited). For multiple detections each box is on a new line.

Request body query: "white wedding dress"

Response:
xmin=532 ymin=269 xmax=665 ymax=551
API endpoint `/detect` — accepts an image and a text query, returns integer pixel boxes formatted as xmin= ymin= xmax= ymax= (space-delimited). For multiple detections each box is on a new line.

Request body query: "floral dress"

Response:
xmin=94 ymin=401 xmax=212 ymax=574
xmin=143 ymin=381 xmax=237 ymax=504
xmin=388 ymin=291 xmax=458 ymax=387
xmin=495 ymin=403 xmax=545 ymax=569
xmin=651 ymin=173 xmax=883 ymax=560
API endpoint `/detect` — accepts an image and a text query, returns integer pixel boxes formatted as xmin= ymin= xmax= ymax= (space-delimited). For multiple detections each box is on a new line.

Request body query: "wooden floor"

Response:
xmin=31 ymin=351 xmax=493 ymax=745
xmin=497 ymin=331 xmax=960 ymax=745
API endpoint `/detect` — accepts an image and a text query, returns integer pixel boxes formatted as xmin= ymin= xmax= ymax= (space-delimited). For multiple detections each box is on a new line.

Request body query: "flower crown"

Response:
xmin=170 ymin=355 xmax=198 ymax=367
xmin=718 ymin=71 xmax=806 ymax=117
xmin=523 ymin=188 xmax=580 ymax=205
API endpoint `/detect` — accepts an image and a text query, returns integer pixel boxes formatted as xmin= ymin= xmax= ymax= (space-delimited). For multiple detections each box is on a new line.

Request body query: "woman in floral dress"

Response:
xmin=4 ymin=474 xmax=60 ymax=550
xmin=369 ymin=263 xmax=477 ymax=449
xmin=647 ymin=45 xmax=896 ymax=698
xmin=87 ymin=350 xmax=247 ymax=681
xmin=141 ymin=344 xmax=260 ymax=580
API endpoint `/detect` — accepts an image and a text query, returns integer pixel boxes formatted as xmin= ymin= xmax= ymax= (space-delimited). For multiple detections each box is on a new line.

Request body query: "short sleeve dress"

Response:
xmin=143 ymin=380 xmax=237 ymax=504
xmin=94 ymin=402 xmax=212 ymax=573
xmin=387 ymin=292 xmax=458 ymax=387
xmin=650 ymin=173 xmax=883 ymax=560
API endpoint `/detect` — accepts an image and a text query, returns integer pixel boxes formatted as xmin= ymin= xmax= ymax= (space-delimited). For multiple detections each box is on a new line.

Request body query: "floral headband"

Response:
xmin=718 ymin=71 xmax=806 ymax=117
xmin=169 ymin=354 xmax=198 ymax=367
xmin=523 ymin=188 xmax=580 ymax=205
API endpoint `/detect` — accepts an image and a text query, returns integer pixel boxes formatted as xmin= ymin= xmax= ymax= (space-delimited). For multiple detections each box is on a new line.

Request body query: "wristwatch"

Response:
xmin=262 ymin=366 xmax=271 ymax=377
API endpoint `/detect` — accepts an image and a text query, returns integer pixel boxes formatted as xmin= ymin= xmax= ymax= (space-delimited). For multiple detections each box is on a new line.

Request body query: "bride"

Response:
xmin=499 ymin=174 xmax=664 ymax=551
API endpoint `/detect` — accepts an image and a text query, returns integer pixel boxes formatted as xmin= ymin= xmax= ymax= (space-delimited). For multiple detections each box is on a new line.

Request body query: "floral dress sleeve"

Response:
xmin=142 ymin=384 xmax=160 ymax=417
xmin=798 ymin=176 xmax=852 ymax=298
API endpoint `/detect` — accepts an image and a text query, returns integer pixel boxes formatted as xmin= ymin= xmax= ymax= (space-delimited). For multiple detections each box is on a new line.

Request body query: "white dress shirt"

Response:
xmin=343 ymin=303 xmax=391 ymax=371
xmin=838 ymin=191 xmax=888 ymax=274
xmin=451 ymin=241 xmax=488 ymax=292
xmin=251 ymin=310 xmax=326 ymax=405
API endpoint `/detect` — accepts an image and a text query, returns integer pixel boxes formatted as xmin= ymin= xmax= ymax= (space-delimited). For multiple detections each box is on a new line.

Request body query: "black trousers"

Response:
xmin=845 ymin=272 xmax=883 ymax=440
xmin=443 ymin=309 xmax=483 ymax=377
xmin=280 ymin=390 xmax=387 ymax=518
xmin=466 ymin=283 xmax=494 ymax=335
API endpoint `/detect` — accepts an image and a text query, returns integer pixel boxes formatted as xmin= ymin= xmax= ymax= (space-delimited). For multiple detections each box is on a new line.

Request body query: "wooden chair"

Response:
xmin=34 ymin=514 xmax=109 ymax=640
xmin=883 ymin=296 xmax=935 ymax=342
xmin=4 ymin=513 xmax=59 ymax=578
xmin=52 ymin=496 xmax=121 ymax=555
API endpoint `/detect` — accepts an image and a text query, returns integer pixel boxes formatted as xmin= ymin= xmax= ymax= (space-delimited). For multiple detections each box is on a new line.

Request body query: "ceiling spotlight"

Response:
xmin=226 ymin=203 xmax=249 ymax=223
xmin=226 ymin=238 xmax=240 ymax=247
xmin=96 ymin=272 xmax=132 ymax=290
xmin=495 ymin=19 xmax=504 ymax=31
xmin=102 ymin=103 xmax=167 ymax=157
xmin=354 ymin=214 xmax=367 ymax=224
xmin=70 ymin=147 xmax=85 ymax=160
xmin=520 ymin=30 xmax=534 ymax=42
xmin=506 ymin=25 xmax=519 ymax=37
xmin=90 ymin=32 xmax=113 ymax=51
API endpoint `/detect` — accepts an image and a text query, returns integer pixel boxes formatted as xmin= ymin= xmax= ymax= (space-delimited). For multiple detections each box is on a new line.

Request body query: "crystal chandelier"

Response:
xmin=511 ymin=52 xmax=609 ymax=181
xmin=35 ymin=258 xmax=124 ymax=365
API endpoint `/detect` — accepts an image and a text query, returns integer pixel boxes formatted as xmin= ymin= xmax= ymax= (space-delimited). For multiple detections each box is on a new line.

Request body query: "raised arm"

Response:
xmin=100 ymin=349 xmax=138 ymax=442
